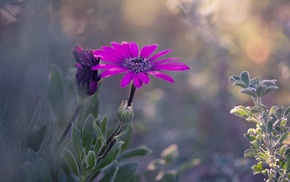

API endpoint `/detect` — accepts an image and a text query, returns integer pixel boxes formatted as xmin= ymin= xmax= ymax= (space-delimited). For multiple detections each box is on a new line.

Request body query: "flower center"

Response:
xmin=123 ymin=57 xmax=151 ymax=73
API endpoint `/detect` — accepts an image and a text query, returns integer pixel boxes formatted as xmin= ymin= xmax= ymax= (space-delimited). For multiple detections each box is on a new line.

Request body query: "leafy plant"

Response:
xmin=230 ymin=71 xmax=290 ymax=181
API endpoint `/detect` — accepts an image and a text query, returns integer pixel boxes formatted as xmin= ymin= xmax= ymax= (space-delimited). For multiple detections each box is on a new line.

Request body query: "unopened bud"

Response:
xmin=116 ymin=101 xmax=134 ymax=123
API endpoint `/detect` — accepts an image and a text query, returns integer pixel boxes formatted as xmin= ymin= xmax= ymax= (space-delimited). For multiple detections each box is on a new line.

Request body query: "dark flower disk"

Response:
xmin=92 ymin=41 xmax=190 ymax=88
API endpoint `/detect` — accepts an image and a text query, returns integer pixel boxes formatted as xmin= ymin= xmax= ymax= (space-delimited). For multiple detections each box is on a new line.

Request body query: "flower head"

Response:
xmin=92 ymin=41 xmax=190 ymax=88
xmin=73 ymin=46 xmax=101 ymax=96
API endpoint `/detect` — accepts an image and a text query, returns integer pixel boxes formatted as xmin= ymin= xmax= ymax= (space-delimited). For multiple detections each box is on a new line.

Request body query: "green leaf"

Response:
xmin=118 ymin=146 xmax=152 ymax=161
xmin=250 ymin=77 xmax=260 ymax=88
xmin=240 ymin=71 xmax=250 ymax=87
xmin=72 ymin=125 xmax=82 ymax=162
xmin=26 ymin=101 xmax=42 ymax=133
xmin=229 ymin=75 xmax=240 ymax=82
xmin=281 ymin=119 xmax=287 ymax=127
xmin=61 ymin=159 xmax=71 ymax=177
xmin=161 ymin=144 xmax=179 ymax=164
xmin=276 ymin=108 xmax=283 ymax=119
xmin=177 ymin=159 xmax=201 ymax=175
xmin=278 ymin=132 xmax=289 ymax=144
xmin=82 ymin=114 xmax=95 ymax=152
xmin=260 ymin=79 xmax=277 ymax=87
xmin=269 ymin=106 xmax=278 ymax=116
xmin=280 ymin=145 xmax=286 ymax=156
xmin=20 ymin=162 xmax=36 ymax=182
xmin=47 ymin=64 xmax=65 ymax=113
xmin=251 ymin=140 xmax=259 ymax=149
xmin=267 ymin=121 xmax=273 ymax=134
xmin=87 ymin=150 xmax=96 ymax=170
xmin=114 ymin=162 xmax=138 ymax=182
xmin=230 ymin=106 xmax=250 ymax=119
xmin=161 ymin=170 xmax=179 ymax=182
xmin=240 ymin=88 xmax=257 ymax=97
xmin=27 ymin=148 xmax=53 ymax=182
xmin=265 ymin=86 xmax=279 ymax=95
xmin=101 ymin=116 xmax=108 ymax=141
xmin=38 ymin=104 xmax=54 ymax=156
xmin=95 ymin=141 xmax=124 ymax=171
xmin=256 ymin=85 xmax=266 ymax=97
xmin=286 ymin=157 xmax=290 ymax=170
xmin=244 ymin=133 xmax=254 ymax=142
xmin=16 ymin=112 xmax=27 ymax=138
xmin=94 ymin=137 xmax=103 ymax=156
xmin=99 ymin=161 xmax=119 ymax=182
xmin=244 ymin=149 xmax=258 ymax=158
xmin=93 ymin=118 xmax=106 ymax=144
xmin=284 ymin=106 xmax=290 ymax=118
xmin=62 ymin=149 xmax=79 ymax=175
xmin=233 ymin=81 xmax=247 ymax=88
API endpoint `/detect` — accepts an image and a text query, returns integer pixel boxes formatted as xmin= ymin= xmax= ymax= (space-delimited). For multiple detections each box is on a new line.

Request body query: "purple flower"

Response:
xmin=73 ymin=46 xmax=101 ymax=96
xmin=92 ymin=41 xmax=190 ymax=88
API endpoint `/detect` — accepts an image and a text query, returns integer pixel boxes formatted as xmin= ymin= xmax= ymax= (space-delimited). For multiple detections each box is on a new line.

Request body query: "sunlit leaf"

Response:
xmin=161 ymin=144 xmax=179 ymax=164
xmin=230 ymin=106 xmax=250 ymax=119
xmin=244 ymin=149 xmax=258 ymax=158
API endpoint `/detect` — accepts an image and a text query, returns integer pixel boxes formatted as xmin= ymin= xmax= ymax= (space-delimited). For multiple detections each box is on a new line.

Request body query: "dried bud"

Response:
xmin=116 ymin=101 xmax=134 ymax=123
xmin=73 ymin=46 xmax=101 ymax=96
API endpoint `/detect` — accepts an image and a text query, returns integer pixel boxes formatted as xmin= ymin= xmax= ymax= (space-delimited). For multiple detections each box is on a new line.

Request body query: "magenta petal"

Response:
xmin=148 ymin=49 xmax=172 ymax=61
xmin=152 ymin=62 xmax=190 ymax=71
xmin=121 ymin=72 xmax=134 ymax=87
xmin=129 ymin=42 xmax=139 ymax=57
xmin=122 ymin=42 xmax=134 ymax=58
xmin=133 ymin=74 xmax=143 ymax=88
xmin=140 ymin=44 xmax=158 ymax=58
xmin=150 ymin=57 xmax=180 ymax=63
xmin=100 ymin=68 xmax=128 ymax=78
xmin=92 ymin=64 xmax=117 ymax=70
xmin=138 ymin=72 xmax=150 ymax=84
xmin=102 ymin=46 xmax=125 ymax=59
xmin=147 ymin=71 xmax=174 ymax=83
xmin=93 ymin=50 xmax=122 ymax=63
xmin=111 ymin=42 xmax=129 ymax=58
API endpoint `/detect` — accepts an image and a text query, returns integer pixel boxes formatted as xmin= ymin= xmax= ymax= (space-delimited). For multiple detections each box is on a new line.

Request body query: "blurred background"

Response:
xmin=1 ymin=0 xmax=290 ymax=181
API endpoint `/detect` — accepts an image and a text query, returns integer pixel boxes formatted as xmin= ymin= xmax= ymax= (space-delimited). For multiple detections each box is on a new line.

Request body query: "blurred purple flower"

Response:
xmin=73 ymin=46 xmax=101 ymax=96
xmin=92 ymin=41 xmax=190 ymax=88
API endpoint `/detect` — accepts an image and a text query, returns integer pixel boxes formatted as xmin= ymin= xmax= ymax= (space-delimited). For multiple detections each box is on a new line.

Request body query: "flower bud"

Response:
xmin=73 ymin=46 xmax=101 ymax=97
xmin=116 ymin=101 xmax=134 ymax=123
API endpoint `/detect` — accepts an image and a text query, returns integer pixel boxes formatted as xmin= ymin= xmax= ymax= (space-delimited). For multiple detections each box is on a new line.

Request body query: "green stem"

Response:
xmin=56 ymin=95 xmax=87 ymax=149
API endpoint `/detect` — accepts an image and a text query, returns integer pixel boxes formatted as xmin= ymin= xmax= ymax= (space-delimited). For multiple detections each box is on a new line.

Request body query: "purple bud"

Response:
xmin=73 ymin=46 xmax=101 ymax=96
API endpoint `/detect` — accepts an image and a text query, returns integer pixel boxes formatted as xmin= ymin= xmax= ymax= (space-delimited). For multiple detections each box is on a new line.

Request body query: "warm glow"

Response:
xmin=244 ymin=35 xmax=270 ymax=64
